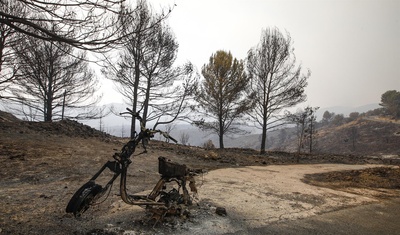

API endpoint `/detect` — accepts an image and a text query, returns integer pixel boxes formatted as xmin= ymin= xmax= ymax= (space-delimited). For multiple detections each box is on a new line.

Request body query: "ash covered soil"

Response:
xmin=1 ymin=112 xmax=399 ymax=234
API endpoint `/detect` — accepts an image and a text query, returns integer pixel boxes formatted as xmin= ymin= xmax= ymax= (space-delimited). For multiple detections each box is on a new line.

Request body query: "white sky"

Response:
xmin=101 ymin=0 xmax=400 ymax=109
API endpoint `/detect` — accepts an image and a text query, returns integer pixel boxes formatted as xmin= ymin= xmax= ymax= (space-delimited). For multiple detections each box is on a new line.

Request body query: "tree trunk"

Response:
xmin=260 ymin=118 xmax=267 ymax=154
xmin=130 ymin=91 xmax=138 ymax=138
xmin=260 ymin=75 xmax=271 ymax=154
xmin=46 ymin=50 xmax=54 ymax=122
xmin=130 ymin=65 xmax=140 ymax=138
xmin=309 ymin=120 xmax=313 ymax=153
xmin=219 ymin=117 xmax=224 ymax=149
xmin=61 ymin=90 xmax=66 ymax=120
xmin=45 ymin=84 xmax=53 ymax=122
xmin=219 ymin=133 xmax=224 ymax=149
xmin=142 ymin=77 xmax=151 ymax=127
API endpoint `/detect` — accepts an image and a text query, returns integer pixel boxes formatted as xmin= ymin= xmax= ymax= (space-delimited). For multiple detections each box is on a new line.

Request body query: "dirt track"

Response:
xmin=178 ymin=164 xmax=399 ymax=234
xmin=237 ymin=198 xmax=400 ymax=235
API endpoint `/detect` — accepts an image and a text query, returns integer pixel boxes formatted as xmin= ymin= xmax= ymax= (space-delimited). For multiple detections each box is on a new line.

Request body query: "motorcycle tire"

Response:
xmin=66 ymin=181 xmax=103 ymax=217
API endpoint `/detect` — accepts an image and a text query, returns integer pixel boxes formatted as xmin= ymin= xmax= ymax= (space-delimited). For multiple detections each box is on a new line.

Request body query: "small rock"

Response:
xmin=215 ymin=207 xmax=227 ymax=216
xmin=123 ymin=231 xmax=136 ymax=235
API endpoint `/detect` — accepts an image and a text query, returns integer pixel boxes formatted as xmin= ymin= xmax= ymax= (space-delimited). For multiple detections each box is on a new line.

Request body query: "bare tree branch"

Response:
xmin=247 ymin=27 xmax=310 ymax=154
xmin=9 ymin=25 xmax=101 ymax=121
xmin=0 ymin=0 xmax=172 ymax=52
xmin=102 ymin=1 xmax=195 ymax=137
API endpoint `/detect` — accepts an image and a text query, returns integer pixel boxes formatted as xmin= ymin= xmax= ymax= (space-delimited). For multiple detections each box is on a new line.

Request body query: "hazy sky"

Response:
xmin=101 ymin=0 xmax=400 ymax=109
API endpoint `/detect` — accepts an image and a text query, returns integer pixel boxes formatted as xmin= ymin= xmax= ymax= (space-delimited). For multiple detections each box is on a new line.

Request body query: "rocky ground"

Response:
xmin=0 ymin=112 xmax=399 ymax=234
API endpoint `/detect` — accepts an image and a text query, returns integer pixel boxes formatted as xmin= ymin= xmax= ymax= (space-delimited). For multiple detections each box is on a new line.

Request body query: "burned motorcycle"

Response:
xmin=66 ymin=108 xmax=198 ymax=221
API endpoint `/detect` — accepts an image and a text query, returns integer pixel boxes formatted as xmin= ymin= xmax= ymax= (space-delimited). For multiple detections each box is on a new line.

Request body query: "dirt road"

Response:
xmin=159 ymin=164 xmax=399 ymax=235
xmin=237 ymin=198 xmax=400 ymax=235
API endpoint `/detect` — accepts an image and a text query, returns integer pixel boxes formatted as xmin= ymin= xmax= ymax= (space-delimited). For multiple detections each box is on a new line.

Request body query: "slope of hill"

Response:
xmin=2 ymin=101 xmax=383 ymax=149
xmin=0 ymin=112 xmax=113 ymax=140
xmin=315 ymin=116 xmax=400 ymax=155
xmin=262 ymin=116 xmax=400 ymax=156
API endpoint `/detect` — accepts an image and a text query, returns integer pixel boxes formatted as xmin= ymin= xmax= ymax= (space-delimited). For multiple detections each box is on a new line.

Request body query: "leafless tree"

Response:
xmin=149 ymin=71 xmax=198 ymax=131
xmin=102 ymin=1 xmax=156 ymax=136
xmin=161 ymin=123 xmax=175 ymax=143
xmin=277 ymin=128 xmax=290 ymax=150
xmin=10 ymin=27 xmax=101 ymax=122
xmin=120 ymin=124 xmax=126 ymax=138
xmin=103 ymin=1 xmax=197 ymax=137
xmin=286 ymin=106 xmax=318 ymax=161
xmin=247 ymin=27 xmax=309 ymax=154
xmin=139 ymin=22 xmax=196 ymax=127
xmin=0 ymin=1 xmax=26 ymax=99
xmin=348 ymin=126 xmax=358 ymax=151
xmin=0 ymin=0 xmax=171 ymax=51
xmin=304 ymin=107 xmax=319 ymax=153
xmin=179 ymin=132 xmax=190 ymax=146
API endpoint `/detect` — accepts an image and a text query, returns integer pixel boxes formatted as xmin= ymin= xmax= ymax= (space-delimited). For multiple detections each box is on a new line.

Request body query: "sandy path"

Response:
xmin=187 ymin=164 xmax=381 ymax=234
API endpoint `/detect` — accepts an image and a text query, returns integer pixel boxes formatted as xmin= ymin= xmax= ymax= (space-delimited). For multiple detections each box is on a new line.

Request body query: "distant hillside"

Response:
xmin=80 ymin=103 xmax=399 ymax=156
xmin=314 ymin=116 xmax=400 ymax=155
xmin=263 ymin=116 xmax=400 ymax=156
xmin=4 ymin=102 xmax=395 ymax=156
xmin=166 ymin=115 xmax=400 ymax=156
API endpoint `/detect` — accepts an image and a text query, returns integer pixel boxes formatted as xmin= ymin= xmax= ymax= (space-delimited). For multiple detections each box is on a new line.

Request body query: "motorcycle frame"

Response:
xmin=66 ymin=108 xmax=193 ymax=217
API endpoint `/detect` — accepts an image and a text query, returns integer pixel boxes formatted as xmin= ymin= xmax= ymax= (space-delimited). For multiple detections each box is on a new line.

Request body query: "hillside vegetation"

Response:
xmin=314 ymin=116 xmax=400 ymax=155
xmin=265 ymin=116 xmax=400 ymax=155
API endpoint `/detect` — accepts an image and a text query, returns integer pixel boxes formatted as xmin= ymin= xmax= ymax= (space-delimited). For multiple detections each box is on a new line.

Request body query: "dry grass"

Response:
xmin=303 ymin=167 xmax=400 ymax=189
